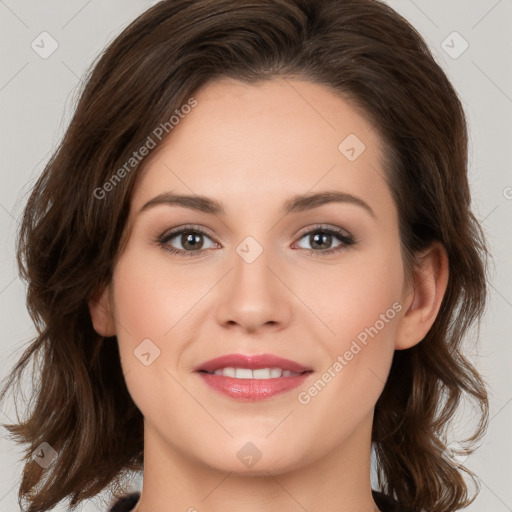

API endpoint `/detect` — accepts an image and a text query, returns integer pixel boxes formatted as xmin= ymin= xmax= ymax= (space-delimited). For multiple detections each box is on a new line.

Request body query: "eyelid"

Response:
xmin=294 ymin=223 xmax=352 ymax=240
xmin=159 ymin=224 xmax=218 ymax=242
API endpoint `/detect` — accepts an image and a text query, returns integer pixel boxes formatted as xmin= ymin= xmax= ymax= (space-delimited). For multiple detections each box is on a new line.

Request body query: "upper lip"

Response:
xmin=194 ymin=353 xmax=313 ymax=373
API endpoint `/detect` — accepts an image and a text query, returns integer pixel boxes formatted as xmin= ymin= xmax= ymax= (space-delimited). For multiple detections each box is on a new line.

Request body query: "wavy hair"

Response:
xmin=0 ymin=0 xmax=489 ymax=511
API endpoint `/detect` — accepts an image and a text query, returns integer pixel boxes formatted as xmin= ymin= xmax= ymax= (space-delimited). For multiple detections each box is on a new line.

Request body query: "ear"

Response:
xmin=394 ymin=241 xmax=449 ymax=350
xmin=88 ymin=285 xmax=116 ymax=337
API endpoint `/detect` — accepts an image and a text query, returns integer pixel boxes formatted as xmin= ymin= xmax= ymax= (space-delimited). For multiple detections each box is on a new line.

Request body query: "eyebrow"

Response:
xmin=139 ymin=190 xmax=376 ymax=218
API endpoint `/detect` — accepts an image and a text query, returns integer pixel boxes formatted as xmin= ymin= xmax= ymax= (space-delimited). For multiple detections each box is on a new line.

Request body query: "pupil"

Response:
xmin=312 ymin=233 xmax=331 ymax=250
xmin=183 ymin=232 xmax=202 ymax=250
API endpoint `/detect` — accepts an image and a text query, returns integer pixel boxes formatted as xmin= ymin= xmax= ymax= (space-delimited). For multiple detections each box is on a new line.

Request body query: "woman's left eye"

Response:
xmin=157 ymin=225 xmax=355 ymax=257
xmin=293 ymin=226 xmax=355 ymax=256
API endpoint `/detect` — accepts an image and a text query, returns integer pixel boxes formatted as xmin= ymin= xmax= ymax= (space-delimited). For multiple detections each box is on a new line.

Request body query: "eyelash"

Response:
xmin=156 ymin=224 xmax=355 ymax=258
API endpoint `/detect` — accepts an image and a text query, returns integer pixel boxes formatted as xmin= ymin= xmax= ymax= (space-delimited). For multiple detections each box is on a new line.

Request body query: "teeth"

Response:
xmin=270 ymin=367 xmax=282 ymax=378
xmin=235 ymin=368 xmax=253 ymax=379
xmin=253 ymin=368 xmax=272 ymax=379
xmin=223 ymin=367 xmax=236 ymax=378
xmin=210 ymin=367 xmax=301 ymax=379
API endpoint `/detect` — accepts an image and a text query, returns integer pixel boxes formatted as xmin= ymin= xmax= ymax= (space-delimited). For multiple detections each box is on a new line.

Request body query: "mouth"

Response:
xmin=194 ymin=353 xmax=313 ymax=401
xmin=197 ymin=367 xmax=307 ymax=378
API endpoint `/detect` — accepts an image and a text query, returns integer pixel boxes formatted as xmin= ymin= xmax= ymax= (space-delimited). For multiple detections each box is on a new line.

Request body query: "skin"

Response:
xmin=89 ymin=77 xmax=448 ymax=512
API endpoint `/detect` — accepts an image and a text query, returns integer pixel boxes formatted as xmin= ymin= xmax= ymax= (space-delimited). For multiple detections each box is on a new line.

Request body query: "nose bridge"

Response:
xmin=214 ymin=232 xmax=291 ymax=331
xmin=232 ymin=232 xmax=279 ymax=302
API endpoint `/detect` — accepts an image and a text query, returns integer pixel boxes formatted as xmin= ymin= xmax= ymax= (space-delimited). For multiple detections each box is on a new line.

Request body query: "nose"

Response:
xmin=214 ymin=242 xmax=293 ymax=334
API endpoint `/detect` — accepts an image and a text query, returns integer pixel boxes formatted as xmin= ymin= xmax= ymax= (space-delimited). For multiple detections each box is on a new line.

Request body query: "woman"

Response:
xmin=0 ymin=0 xmax=489 ymax=511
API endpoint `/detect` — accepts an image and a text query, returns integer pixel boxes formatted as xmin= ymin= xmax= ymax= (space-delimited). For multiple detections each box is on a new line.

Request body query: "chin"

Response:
xmin=207 ymin=455 xmax=301 ymax=476
xmin=192 ymin=437 xmax=307 ymax=476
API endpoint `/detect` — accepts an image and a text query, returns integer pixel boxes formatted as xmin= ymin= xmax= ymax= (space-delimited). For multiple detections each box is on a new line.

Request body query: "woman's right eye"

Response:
xmin=157 ymin=227 xmax=218 ymax=257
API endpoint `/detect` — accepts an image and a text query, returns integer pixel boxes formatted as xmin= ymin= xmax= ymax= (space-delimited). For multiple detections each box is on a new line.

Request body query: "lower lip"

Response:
xmin=197 ymin=372 xmax=311 ymax=401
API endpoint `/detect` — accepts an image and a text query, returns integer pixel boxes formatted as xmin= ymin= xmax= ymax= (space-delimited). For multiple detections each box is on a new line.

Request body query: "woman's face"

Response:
xmin=97 ymin=78 xmax=415 ymax=475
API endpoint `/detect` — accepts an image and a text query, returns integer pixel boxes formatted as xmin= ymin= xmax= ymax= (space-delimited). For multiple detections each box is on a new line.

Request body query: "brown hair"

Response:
xmin=0 ymin=0 xmax=489 ymax=511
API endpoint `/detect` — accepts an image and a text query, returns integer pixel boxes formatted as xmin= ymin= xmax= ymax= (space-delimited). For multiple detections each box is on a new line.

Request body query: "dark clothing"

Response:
xmin=108 ymin=490 xmax=412 ymax=511
xmin=109 ymin=492 xmax=140 ymax=512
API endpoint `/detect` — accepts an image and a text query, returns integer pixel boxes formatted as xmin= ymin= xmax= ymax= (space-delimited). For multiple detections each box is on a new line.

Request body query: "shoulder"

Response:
xmin=108 ymin=492 xmax=141 ymax=512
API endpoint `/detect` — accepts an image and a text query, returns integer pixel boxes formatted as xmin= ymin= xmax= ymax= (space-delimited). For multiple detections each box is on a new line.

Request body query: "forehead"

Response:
xmin=130 ymin=77 xmax=393 ymax=220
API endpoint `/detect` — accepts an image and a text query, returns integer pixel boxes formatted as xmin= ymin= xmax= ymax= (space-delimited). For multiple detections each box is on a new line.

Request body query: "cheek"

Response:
xmin=304 ymin=246 xmax=404 ymax=397
xmin=108 ymin=248 xmax=193 ymax=416
xmin=303 ymin=246 xmax=404 ymax=343
xmin=110 ymin=245 xmax=203 ymax=343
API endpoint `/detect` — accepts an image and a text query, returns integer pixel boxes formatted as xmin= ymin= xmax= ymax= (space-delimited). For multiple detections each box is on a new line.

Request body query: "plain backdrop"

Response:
xmin=0 ymin=1 xmax=511 ymax=511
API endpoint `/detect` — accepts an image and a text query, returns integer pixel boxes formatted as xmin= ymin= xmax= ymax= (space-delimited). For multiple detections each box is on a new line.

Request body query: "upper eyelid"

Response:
xmin=295 ymin=224 xmax=352 ymax=239
xmin=160 ymin=224 xmax=218 ymax=242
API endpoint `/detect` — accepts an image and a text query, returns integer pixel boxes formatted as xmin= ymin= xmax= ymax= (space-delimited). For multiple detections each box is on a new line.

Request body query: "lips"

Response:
xmin=194 ymin=353 xmax=313 ymax=401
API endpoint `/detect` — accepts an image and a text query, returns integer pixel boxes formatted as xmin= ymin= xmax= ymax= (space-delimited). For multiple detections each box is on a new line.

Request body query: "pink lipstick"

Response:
xmin=194 ymin=353 xmax=313 ymax=401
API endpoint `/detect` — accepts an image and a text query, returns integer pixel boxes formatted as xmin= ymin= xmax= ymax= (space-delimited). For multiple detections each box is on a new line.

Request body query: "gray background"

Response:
xmin=1 ymin=1 xmax=510 ymax=510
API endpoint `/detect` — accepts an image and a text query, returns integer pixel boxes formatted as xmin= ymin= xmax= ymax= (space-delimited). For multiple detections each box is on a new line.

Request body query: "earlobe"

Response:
xmin=394 ymin=242 xmax=449 ymax=350
xmin=88 ymin=286 xmax=116 ymax=337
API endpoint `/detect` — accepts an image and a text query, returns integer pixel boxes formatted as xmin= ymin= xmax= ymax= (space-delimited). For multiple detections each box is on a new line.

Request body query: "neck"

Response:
xmin=132 ymin=413 xmax=381 ymax=512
